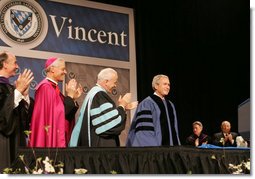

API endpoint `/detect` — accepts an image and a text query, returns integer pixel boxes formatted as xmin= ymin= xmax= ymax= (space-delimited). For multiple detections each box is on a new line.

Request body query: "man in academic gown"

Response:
xmin=126 ymin=74 xmax=181 ymax=147
xmin=69 ymin=68 xmax=137 ymax=147
xmin=0 ymin=51 xmax=34 ymax=172
xmin=29 ymin=57 xmax=82 ymax=148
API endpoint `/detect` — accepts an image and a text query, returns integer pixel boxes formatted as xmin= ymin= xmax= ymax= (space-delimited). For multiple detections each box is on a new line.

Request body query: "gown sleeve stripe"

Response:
xmin=137 ymin=110 xmax=152 ymax=116
xmin=92 ymin=109 xmax=118 ymax=126
xmin=95 ymin=116 xmax=122 ymax=134
xmin=135 ymin=126 xmax=154 ymax=133
xmin=90 ymin=102 xmax=113 ymax=116
xmin=135 ymin=118 xmax=153 ymax=126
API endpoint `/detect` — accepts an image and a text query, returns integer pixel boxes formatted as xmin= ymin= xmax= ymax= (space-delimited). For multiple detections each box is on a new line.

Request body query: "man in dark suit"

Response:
xmin=212 ymin=121 xmax=239 ymax=147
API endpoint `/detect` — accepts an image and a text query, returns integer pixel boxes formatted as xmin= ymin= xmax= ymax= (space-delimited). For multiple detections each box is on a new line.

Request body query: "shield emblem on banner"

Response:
xmin=10 ymin=9 xmax=32 ymax=37
xmin=0 ymin=0 xmax=48 ymax=49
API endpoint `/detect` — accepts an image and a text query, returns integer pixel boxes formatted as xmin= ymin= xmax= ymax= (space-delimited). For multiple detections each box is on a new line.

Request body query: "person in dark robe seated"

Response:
xmin=126 ymin=74 xmax=181 ymax=147
xmin=186 ymin=121 xmax=210 ymax=147
xmin=28 ymin=57 xmax=82 ymax=148
xmin=0 ymin=51 xmax=34 ymax=172
xmin=212 ymin=120 xmax=239 ymax=147
xmin=69 ymin=68 xmax=138 ymax=147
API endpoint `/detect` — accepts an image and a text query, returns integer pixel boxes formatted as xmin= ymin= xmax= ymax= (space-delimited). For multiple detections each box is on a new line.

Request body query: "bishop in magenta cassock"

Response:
xmin=29 ymin=57 xmax=82 ymax=147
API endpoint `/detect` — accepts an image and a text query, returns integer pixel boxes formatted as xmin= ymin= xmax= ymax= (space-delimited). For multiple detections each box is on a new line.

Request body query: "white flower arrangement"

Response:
xmin=3 ymin=155 xmax=66 ymax=174
xmin=3 ymin=128 xmax=88 ymax=174
xmin=228 ymin=159 xmax=250 ymax=174
xmin=236 ymin=136 xmax=248 ymax=148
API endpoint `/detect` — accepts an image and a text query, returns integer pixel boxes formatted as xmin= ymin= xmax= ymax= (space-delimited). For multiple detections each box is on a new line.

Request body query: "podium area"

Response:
xmin=11 ymin=146 xmax=250 ymax=174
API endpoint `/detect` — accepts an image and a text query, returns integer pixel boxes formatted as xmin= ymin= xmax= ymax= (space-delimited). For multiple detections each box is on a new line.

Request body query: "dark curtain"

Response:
xmin=91 ymin=0 xmax=250 ymax=143
xmin=11 ymin=146 xmax=250 ymax=174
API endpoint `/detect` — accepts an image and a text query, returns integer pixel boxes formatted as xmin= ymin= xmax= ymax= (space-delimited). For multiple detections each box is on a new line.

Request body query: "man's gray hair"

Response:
xmin=97 ymin=68 xmax=117 ymax=82
xmin=152 ymin=74 xmax=169 ymax=90
xmin=221 ymin=121 xmax=231 ymax=126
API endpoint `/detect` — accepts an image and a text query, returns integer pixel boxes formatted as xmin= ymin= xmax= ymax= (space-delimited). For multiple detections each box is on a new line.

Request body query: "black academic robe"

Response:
xmin=0 ymin=80 xmax=34 ymax=172
xmin=72 ymin=85 xmax=127 ymax=147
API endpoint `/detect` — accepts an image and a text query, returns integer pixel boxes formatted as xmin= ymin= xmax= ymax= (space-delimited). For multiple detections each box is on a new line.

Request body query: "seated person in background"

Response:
xmin=186 ymin=121 xmax=210 ymax=147
xmin=212 ymin=121 xmax=239 ymax=147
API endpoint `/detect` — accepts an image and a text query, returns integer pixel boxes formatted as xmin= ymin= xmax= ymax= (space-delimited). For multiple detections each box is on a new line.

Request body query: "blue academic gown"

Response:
xmin=126 ymin=94 xmax=181 ymax=147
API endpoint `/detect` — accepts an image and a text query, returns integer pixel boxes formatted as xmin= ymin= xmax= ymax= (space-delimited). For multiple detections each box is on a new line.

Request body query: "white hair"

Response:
xmin=97 ymin=68 xmax=117 ymax=82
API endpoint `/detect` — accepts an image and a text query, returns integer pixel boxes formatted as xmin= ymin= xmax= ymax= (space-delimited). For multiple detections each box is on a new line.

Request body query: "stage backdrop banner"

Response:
xmin=0 ymin=0 xmax=136 ymax=146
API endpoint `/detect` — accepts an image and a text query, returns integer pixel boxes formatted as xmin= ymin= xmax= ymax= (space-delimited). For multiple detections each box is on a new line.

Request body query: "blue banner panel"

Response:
xmin=0 ymin=0 xmax=130 ymax=61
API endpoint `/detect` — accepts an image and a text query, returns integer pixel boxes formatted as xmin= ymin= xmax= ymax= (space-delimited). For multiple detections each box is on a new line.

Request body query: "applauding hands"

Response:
xmin=66 ymin=79 xmax=83 ymax=100
xmin=15 ymin=69 xmax=34 ymax=96
xmin=118 ymin=93 xmax=138 ymax=110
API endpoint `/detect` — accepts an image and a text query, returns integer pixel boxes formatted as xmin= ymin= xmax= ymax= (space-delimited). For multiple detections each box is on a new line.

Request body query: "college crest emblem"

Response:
xmin=0 ymin=0 xmax=48 ymax=49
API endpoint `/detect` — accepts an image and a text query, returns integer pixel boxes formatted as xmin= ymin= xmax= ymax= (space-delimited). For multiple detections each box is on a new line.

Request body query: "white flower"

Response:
xmin=74 ymin=168 xmax=88 ymax=174
xmin=244 ymin=161 xmax=250 ymax=171
xmin=220 ymin=137 xmax=225 ymax=145
xmin=43 ymin=158 xmax=56 ymax=173
xmin=228 ymin=159 xmax=250 ymax=174
xmin=32 ymin=168 xmax=43 ymax=174
xmin=236 ymin=136 xmax=248 ymax=147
